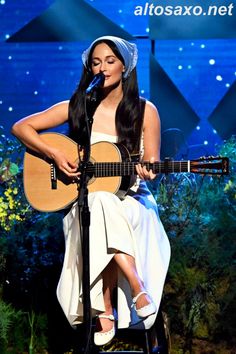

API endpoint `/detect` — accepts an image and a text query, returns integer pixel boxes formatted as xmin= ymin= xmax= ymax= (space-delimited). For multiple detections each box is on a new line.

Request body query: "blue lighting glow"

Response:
xmin=0 ymin=0 xmax=235 ymax=159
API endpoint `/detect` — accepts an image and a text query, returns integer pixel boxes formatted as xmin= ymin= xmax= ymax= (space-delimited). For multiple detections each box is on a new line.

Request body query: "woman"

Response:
xmin=11 ymin=36 xmax=170 ymax=346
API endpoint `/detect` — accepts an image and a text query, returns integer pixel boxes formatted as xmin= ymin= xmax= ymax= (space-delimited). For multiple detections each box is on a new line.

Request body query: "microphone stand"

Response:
xmin=77 ymin=91 xmax=97 ymax=354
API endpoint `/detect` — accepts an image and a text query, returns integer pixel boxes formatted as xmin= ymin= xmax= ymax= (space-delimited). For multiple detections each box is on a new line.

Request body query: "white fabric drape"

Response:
xmin=57 ymin=132 xmax=171 ymax=329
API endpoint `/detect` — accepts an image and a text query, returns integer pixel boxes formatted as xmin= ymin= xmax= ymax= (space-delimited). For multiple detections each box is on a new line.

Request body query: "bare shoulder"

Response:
xmin=12 ymin=100 xmax=70 ymax=133
xmin=45 ymin=100 xmax=69 ymax=115
xmin=143 ymin=99 xmax=160 ymax=128
xmin=145 ymin=99 xmax=158 ymax=112
xmin=33 ymin=100 xmax=70 ymax=128
xmin=53 ymin=100 xmax=69 ymax=109
xmin=142 ymin=99 xmax=161 ymax=159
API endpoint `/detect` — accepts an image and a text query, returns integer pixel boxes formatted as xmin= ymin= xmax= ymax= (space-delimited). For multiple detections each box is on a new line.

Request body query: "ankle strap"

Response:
xmin=97 ymin=314 xmax=115 ymax=321
xmin=132 ymin=291 xmax=148 ymax=304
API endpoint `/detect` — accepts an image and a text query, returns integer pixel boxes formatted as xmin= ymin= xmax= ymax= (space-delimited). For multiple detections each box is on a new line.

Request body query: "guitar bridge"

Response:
xmin=50 ymin=162 xmax=57 ymax=189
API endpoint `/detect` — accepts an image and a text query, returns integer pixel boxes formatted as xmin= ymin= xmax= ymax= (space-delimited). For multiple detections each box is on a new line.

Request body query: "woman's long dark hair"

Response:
xmin=68 ymin=39 xmax=144 ymax=153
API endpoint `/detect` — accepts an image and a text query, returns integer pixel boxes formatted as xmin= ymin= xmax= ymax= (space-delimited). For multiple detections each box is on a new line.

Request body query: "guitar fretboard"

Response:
xmin=85 ymin=161 xmax=191 ymax=177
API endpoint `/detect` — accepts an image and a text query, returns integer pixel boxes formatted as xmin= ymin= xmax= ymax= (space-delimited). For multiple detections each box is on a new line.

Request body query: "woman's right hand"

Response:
xmin=51 ymin=148 xmax=80 ymax=178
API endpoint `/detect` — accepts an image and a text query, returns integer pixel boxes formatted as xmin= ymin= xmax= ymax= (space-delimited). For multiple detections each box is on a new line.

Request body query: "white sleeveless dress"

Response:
xmin=56 ymin=131 xmax=171 ymax=329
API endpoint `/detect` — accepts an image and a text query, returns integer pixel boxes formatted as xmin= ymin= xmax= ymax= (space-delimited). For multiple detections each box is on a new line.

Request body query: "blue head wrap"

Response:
xmin=82 ymin=36 xmax=138 ymax=79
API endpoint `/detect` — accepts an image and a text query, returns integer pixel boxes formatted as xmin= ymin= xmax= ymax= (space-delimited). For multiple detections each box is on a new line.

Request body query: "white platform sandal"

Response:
xmin=132 ymin=291 xmax=157 ymax=318
xmin=94 ymin=314 xmax=115 ymax=346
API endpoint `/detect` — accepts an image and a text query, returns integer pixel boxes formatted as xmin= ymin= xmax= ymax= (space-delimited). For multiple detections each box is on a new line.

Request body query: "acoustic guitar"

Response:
xmin=23 ymin=132 xmax=229 ymax=212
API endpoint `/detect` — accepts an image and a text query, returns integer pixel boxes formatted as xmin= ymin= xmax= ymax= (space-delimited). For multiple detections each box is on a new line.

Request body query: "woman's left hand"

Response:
xmin=135 ymin=156 xmax=157 ymax=181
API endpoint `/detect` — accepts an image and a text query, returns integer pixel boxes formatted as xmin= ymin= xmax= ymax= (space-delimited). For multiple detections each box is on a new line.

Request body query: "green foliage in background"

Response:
xmin=150 ymin=135 xmax=236 ymax=352
xmin=0 ymin=126 xmax=62 ymax=352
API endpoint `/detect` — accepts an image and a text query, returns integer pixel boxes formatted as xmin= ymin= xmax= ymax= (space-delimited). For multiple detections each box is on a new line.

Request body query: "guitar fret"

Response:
xmin=109 ymin=162 xmax=112 ymax=176
xmin=110 ymin=162 xmax=113 ymax=176
xmin=115 ymin=163 xmax=117 ymax=175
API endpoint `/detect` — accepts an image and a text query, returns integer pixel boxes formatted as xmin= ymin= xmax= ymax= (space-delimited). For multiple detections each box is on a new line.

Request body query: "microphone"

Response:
xmin=85 ymin=72 xmax=105 ymax=94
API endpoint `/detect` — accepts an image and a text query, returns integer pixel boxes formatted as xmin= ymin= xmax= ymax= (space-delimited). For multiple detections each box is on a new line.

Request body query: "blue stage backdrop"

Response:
xmin=0 ymin=0 xmax=235 ymax=159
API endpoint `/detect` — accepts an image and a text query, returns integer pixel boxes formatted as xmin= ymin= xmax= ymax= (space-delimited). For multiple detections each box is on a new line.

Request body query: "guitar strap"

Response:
xmin=130 ymin=96 xmax=146 ymax=162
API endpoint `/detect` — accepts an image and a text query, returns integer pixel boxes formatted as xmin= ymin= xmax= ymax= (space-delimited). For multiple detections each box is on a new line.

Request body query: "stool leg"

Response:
xmin=143 ymin=331 xmax=152 ymax=354
xmin=152 ymin=310 xmax=168 ymax=354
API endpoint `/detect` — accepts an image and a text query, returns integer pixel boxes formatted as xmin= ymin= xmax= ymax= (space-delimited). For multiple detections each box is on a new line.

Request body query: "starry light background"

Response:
xmin=0 ymin=0 xmax=236 ymax=159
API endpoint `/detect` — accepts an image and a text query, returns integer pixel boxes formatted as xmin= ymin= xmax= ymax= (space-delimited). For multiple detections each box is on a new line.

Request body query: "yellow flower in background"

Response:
xmin=0 ymin=174 xmax=30 ymax=232
xmin=223 ymin=179 xmax=236 ymax=201
xmin=224 ymin=180 xmax=233 ymax=192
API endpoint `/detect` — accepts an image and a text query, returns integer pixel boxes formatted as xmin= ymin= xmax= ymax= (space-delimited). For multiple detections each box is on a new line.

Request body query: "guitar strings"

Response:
xmin=81 ymin=160 xmax=223 ymax=176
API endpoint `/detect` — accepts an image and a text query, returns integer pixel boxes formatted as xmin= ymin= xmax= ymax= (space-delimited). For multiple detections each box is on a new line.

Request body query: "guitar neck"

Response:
xmin=91 ymin=160 xmax=191 ymax=177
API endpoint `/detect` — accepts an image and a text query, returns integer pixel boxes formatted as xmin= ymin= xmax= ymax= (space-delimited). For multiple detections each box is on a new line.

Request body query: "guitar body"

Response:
xmin=23 ymin=133 xmax=133 ymax=212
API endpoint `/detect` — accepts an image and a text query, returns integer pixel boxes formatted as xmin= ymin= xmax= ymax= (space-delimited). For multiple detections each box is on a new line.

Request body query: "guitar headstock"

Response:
xmin=190 ymin=156 xmax=229 ymax=175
